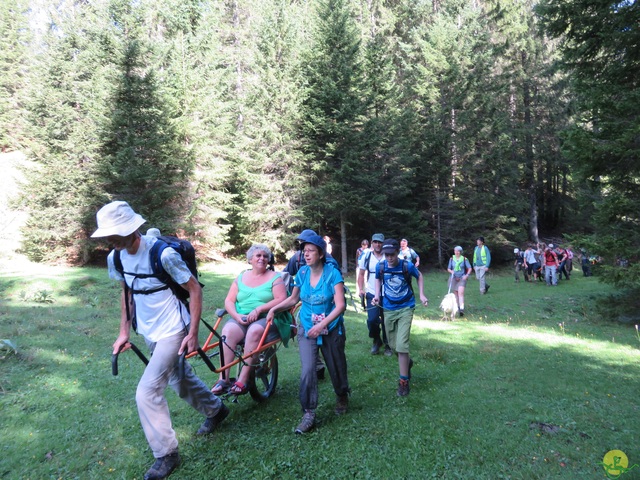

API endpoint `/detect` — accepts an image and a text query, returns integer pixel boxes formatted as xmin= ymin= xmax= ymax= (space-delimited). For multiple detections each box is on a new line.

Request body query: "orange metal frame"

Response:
xmin=185 ymin=314 xmax=283 ymax=375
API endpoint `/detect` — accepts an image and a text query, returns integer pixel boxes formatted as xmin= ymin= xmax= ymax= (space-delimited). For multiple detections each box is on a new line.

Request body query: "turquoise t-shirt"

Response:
xmin=295 ymin=263 xmax=344 ymax=342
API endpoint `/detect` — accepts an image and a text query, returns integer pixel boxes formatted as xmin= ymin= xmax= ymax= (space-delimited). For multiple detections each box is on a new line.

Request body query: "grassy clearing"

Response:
xmin=1 ymin=261 xmax=639 ymax=479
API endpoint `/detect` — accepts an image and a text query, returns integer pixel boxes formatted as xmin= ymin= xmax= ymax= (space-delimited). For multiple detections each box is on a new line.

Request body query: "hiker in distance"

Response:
xmin=91 ymin=201 xmax=229 ymax=480
xmin=446 ymin=246 xmax=472 ymax=316
xmin=473 ymin=236 xmax=492 ymax=294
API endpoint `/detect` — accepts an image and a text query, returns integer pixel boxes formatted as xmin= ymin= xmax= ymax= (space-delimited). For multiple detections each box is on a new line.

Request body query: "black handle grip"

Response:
xmin=178 ymin=351 xmax=186 ymax=381
xmin=111 ymin=342 xmax=148 ymax=376
xmin=111 ymin=353 xmax=119 ymax=376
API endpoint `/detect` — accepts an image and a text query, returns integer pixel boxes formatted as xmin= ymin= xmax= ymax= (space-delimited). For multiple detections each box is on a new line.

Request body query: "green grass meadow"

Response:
xmin=1 ymin=260 xmax=640 ymax=479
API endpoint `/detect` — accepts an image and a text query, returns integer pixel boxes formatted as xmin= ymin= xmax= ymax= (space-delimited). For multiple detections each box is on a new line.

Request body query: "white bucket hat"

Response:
xmin=91 ymin=201 xmax=146 ymax=238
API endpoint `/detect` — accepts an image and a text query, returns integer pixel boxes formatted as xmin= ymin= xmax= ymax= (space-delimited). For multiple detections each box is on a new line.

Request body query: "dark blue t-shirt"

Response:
xmin=375 ymin=260 xmax=420 ymax=310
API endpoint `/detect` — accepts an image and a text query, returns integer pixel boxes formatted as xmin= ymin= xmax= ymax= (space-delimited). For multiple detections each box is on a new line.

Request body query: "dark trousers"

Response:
xmin=366 ymin=293 xmax=388 ymax=346
xmin=298 ymin=325 xmax=350 ymax=411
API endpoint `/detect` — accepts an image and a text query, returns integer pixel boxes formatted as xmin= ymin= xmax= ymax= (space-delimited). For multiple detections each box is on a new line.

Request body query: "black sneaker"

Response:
xmin=370 ymin=339 xmax=382 ymax=355
xmin=144 ymin=453 xmax=180 ymax=480
xmin=485 ymin=285 xmax=490 ymax=293
xmin=458 ymin=309 xmax=464 ymax=317
xmin=316 ymin=367 xmax=325 ymax=380
xmin=197 ymin=403 xmax=229 ymax=435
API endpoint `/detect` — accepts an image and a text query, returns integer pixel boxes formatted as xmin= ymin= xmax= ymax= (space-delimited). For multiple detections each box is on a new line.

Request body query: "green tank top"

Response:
xmin=235 ymin=271 xmax=278 ymax=315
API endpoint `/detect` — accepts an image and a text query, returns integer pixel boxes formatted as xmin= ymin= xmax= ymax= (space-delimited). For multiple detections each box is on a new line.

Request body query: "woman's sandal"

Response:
xmin=229 ymin=381 xmax=248 ymax=395
xmin=211 ymin=379 xmax=231 ymax=395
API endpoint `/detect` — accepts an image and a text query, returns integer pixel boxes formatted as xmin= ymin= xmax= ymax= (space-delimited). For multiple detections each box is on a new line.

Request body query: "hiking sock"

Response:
xmin=400 ymin=375 xmax=409 ymax=381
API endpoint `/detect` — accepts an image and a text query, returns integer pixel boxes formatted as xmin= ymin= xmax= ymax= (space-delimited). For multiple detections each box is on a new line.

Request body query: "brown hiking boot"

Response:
xmin=295 ymin=410 xmax=316 ymax=434
xmin=196 ymin=403 xmax=229 ymax=435
xmin=143 ymin=452 xmax=180 ymax=480
xmin=335 ymin=394 xmax=349 ymax=415
xmin=397 ymin=379 xmax=410 ymax=397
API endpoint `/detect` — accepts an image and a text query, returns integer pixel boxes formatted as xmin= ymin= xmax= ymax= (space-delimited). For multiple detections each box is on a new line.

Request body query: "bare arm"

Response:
xmin=223 ymin=278 xmax=244 ymax=323
xmin=179 ymin=275 xmax=203 ymax=354
xmin=417 ymin=272 xmax=428 ymax=306
xmin=266 ymin=287 xmax=301 ymax=322
xmin=357 ymin=268 xmax=366 ymax=297
xmin=372 ymin=276 xmax=382 ymax=305
xmin=112 ymin=282 xmax=133 ymax=354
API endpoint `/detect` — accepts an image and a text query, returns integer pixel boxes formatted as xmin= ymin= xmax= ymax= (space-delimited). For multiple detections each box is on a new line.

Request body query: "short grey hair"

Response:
xmin=246 ymin=243 xmax=272 ymax=262
xmin=454 ymin=246 xmax=463 ymax=252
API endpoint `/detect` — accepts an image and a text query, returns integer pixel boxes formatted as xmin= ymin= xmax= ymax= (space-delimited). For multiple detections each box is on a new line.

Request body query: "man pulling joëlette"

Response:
xmin=92 ymin=201 xmax=228 ymax=480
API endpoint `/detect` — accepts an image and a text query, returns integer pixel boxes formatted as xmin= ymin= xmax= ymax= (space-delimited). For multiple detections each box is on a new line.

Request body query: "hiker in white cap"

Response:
xmin=91 ymin=201 xmax=228 ymax=480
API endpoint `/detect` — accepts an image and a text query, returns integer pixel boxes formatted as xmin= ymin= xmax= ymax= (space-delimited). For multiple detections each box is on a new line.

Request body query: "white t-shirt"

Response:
xmin=108 ymin=235 xmax=192 ymax=342
xmin=524 ymin=248 xmax=538 ymax=264
xmin=358 ymin=250 xmax=384 ymax=295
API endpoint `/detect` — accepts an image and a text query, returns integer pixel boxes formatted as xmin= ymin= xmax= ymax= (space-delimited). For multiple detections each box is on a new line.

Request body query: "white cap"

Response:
xmin=514 ymin=248 xmax=519 ymax=254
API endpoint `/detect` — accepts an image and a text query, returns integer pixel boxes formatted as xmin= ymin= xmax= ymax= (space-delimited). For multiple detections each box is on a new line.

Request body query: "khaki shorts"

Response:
xmin=383 ymin=307 xmax=414 ymax=354
xmin=450 ymin=276 xmax=467 ymax=291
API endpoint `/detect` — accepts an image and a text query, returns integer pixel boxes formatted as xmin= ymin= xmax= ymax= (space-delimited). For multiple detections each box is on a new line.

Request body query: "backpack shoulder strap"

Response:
xmin=112 ymin=249 xmax=136 ymax=332
xmin=365 ymin=251 xmax=373 ymax=272
xmin=149 ymin=238 xmax=170 ymax=283
xmin=114 ymin=249 xmax=123 ymax=276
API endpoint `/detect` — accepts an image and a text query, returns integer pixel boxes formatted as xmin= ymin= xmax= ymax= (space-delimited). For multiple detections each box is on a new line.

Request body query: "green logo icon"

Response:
xmin=602 ymin=450 xmax=639 ymax=479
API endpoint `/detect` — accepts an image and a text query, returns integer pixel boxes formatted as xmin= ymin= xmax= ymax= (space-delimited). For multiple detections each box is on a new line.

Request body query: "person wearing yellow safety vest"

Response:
xmin=473 ymin=237 xmax=492 ymax=294
xmin=447 ymin=246 xmax=472 ymax=315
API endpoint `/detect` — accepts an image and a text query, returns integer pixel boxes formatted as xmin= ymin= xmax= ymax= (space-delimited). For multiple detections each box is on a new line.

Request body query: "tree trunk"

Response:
xmin=340 ymin=213 xmax=347 ymax=275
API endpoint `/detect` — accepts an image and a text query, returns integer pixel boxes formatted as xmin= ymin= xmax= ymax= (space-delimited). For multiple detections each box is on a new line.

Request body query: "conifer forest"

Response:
xmin=1 ymin=0 xmax=638 ymax=288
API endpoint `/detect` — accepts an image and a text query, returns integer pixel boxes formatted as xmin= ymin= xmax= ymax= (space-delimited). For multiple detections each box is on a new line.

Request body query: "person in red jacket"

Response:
xmin=544 ymin=244 xmax=560 ymax=286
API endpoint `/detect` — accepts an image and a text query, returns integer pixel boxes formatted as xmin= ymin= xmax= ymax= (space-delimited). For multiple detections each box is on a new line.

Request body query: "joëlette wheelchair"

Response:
xmin=111 ymin=306 xmax=299 ymax=403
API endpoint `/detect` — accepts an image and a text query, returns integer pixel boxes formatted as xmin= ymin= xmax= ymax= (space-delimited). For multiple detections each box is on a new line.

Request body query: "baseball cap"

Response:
xmin=514 ymin=248 xmax=519 ymax=254
xmin=371 ymin=233 xmax=384 ymax=243
xmin=381 ymin=238 xmax=400 ymax=254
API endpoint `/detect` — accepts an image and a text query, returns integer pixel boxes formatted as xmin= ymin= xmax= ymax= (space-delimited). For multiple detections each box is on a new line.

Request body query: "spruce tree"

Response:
xmin=96 ymin=39 xmax=192 ymax=235
xmin=20 ymin=1 xmax=116 ymax=263
xmin=295 ymin=0 xmax=367 ymax=268
xmin=0 ymin=0 xmax=29 ymax=151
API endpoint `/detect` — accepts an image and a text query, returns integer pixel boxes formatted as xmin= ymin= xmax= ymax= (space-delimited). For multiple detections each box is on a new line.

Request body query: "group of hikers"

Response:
xmin=91 ymin=201 xmax=432 ymax=480
xmin=513 ymin=243 xmax=578 ymax=286
xmin=91 ymin=199 xmax=597 ymax=479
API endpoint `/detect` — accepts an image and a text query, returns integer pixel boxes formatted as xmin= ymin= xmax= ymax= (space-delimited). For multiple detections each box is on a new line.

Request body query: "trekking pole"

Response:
xmin=111 ymin=342 xmax=149 ymax=376
xmin=344 ymin=285 xmax=358 ymax=313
